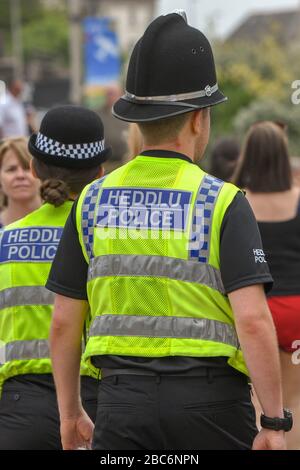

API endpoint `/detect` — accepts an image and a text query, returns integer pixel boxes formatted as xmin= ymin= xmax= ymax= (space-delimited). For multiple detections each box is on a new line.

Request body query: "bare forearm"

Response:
xmin=49 ymin=295 xmax=88 ymax=420
xmin=236 ymin=315 xmax=283 ymax=418
xmin=50 ymin=324 xmax=82 ymax=419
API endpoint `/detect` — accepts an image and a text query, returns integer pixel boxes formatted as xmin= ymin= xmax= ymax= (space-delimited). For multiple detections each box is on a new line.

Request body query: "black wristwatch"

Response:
xmin=260 ymin=408 xmax=293 ymax=432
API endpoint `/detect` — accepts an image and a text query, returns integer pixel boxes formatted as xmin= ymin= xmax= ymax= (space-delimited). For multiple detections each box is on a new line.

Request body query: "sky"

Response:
xmin=156 ymin=0 xmax=300 ymax=38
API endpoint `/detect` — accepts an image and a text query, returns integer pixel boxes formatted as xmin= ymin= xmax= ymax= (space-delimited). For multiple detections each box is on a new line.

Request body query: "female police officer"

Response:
xmin=0 ymin=105 xmax=111 ymax=449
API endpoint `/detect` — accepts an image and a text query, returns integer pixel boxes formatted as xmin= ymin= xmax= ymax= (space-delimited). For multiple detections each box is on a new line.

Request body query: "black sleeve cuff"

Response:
xmin=46 ymin=280 xmax=88 ymax=300
xmin=225 ymin=274 xmax=273 ymax=295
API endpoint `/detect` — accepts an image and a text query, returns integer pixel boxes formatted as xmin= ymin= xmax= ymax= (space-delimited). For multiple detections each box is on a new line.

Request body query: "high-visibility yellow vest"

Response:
xmin=0 ymin=202 xmax=98 ymax=392
xmin=76 ymin=155 xmax=248 ymax=375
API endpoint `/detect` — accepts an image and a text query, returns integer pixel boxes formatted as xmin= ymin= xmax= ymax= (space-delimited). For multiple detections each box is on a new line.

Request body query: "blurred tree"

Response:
xmin=215 ymin=34 xmax=295 ymax=103
xmin=203 ymin=32 xmax=300 ymax=161
xmin=0 ymin=0 xmax=43 ymax=28
xmin=0 ymin=0 xmax=43 ymax=53
xmin=233 ymin=99 xmax=300 ymax=157
xmin=0 ymin=0 xmax=68 ymax=64
xmin=23 ymin=10 xmax=69 ymax=63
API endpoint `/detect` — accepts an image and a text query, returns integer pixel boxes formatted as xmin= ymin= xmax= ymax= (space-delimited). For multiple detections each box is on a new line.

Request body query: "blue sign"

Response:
xmin=83 ymin=17 xmax=121 ymax=85
xmin=0 ymin=227 xmax=63 ymax=263
xmin=97 ymin=188 xmax=192 ymax=231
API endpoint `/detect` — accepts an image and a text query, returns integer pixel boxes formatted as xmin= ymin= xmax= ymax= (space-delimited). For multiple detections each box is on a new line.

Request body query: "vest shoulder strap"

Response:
xmin=79 ymin=176 xmax=107 ymax=262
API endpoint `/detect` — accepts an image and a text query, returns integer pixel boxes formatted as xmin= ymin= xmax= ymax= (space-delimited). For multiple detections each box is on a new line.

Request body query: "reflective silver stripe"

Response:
xmin=88 ymin=254 xmax=225 ymax=294
xmin=0 ymin=339 xmax=49 ymax=364
xmin=0 ymin=339 xmax=86 ymax=364
xmin=0 ymin=286 xmax=54 ymax=310
xmin=89 ymin=315 xmax=239 ymax=349
xmin=124 ymin=84 xmax=218 ymax=103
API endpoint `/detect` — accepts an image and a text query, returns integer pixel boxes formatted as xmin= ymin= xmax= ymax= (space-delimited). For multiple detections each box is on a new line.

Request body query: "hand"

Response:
xmin=252 ymin=429 xmax=286 ymax=450
xmin=60 ymin=409 xmax=95 ymax=450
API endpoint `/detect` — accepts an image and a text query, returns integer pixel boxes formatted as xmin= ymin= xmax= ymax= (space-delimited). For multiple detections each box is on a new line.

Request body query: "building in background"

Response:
xmin=227 ymin=8 xmax=300 ymax=44
xmin=89 ymin=0 xmax=156 ymax=53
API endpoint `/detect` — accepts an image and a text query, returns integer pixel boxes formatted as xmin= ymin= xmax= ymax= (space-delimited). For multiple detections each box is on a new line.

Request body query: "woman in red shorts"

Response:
xmin=234 ymin=121 xmax=300 ymax=449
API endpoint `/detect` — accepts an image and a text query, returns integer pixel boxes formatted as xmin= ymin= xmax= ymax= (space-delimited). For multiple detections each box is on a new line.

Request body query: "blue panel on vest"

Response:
xmin=200 ymin=187 xmax=209 ymax=195
xmin=190 ymin=250 xmax=200 ymax=258
xmin=96 ymin=187 xmax=192 ymax=231
xmin=0 ymin=227 xmax=63 ymax=263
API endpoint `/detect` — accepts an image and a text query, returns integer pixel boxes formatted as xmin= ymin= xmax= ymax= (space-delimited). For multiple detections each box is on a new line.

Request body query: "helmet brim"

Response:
xmin=112 ymin=89 xmax=227 ymax=122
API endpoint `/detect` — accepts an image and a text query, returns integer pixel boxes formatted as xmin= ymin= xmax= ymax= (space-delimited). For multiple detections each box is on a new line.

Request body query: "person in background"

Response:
xmin=0 ymin=105 xmax=111 ymax=449
xmin=100 ymin=85 xmax=128 ymax=173
xmin=209 ymin=137 xmax=240 ymax=182
xmin=24 ymin=103 xmax=38 ymax=135
xmin=0 ymin=78 xmax=28 ymax=138
xmin=0 ymin=137 xmax=41 ymax=228
xmin=233 ymin=121 xmax=300 ymax=449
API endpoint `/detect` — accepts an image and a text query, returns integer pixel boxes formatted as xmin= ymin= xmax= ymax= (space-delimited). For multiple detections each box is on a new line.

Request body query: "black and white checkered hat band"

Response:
xmin=36 ymin=132 xmax=105 ymax=160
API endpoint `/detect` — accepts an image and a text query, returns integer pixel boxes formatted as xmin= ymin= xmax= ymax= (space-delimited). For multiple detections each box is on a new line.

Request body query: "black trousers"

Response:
xmin=93 ymin=372 xmax=258 ymax=450
xmin=0 ymin=375 xmax=99 ymax=450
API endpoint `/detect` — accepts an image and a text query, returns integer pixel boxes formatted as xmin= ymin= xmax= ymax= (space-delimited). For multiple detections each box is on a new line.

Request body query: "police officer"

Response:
xmin=48 ymin=13 xmax=290 ymax=450
xmin=0 ymin=106 xmax=111 ymax=449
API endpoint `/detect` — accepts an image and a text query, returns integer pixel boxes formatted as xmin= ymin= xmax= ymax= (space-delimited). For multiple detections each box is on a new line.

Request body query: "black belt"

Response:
xmin=100 ymin=367 xmax=244 ymax=379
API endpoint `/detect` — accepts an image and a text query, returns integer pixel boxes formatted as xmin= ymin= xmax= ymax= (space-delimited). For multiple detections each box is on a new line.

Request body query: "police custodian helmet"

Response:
xmin=113 ymin=11 xmax=227 ymax=122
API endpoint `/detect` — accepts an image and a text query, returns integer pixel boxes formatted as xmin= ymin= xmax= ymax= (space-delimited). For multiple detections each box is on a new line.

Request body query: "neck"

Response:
xmin=142 ymin=142 xmax=195 ymax=161
xmin=69 ymin=192 xmax=78 ymax=201
xmin=1 ymin=196 xmax=41 ymax=226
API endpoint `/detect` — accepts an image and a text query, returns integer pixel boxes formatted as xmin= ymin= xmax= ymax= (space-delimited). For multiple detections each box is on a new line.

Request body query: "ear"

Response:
xmin=191 ymin=110 xmax=202 ymax=135
xmin=30 ymin=159 xmax=38 ymax=179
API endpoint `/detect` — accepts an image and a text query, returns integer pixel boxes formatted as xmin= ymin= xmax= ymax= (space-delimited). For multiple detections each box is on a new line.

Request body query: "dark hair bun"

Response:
xmin=40 ymin=179 xmax=70 ymax=207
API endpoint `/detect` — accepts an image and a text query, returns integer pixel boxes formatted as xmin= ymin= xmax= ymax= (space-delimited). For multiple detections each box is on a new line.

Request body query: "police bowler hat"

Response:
xmin=113 ymin=12 xmax=227 ymax=122
xmin=29 ymin=105 xmax=111 ymax=169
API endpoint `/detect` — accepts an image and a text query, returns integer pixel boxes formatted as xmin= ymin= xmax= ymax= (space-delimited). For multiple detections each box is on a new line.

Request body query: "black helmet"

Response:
xmin=113 ymin=11 xmax=227 ymax=122
xmin=29 ymin=105 xmax=111 ymax=169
